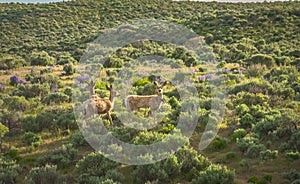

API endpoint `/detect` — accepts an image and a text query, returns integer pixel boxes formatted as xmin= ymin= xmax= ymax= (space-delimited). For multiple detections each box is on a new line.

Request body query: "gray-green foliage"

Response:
xmin=76 ymin=152 xmax=123 ymax=184
xmin=24 ymin=165 xmax=66 ymax=184
xmin=63 ymin=63 xmax=76 ymax=75
xmin=42 ymin=92 xmax=69 ymax=105
xmin=0 ymin=54 xmax=26 ymax=70
xmin=69 ymin=131 xmax=88 ymax=147
xmin=192 ymin=164 xmax=235 ymax=184
xmin=37 ymin=144 xmax=78 ymax=169
xmin=0 ymin=157 xmax=22 ymax=184
xmin=22 ymin=131 xmax=42 ymax=149
xmin=28 ymin=51 xmax=56 ymax=66
xmin=131 ymin=155 xmax=181 ymax=183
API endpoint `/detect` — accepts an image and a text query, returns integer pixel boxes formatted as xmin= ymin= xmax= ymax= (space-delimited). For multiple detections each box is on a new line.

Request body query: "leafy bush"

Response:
xmin=285 ymin=151 xmax=300 ymax=161
xmin=24 ymin=165 xmax=66 ymax=184
xmin=192 ymin=164 xmax=235 ymax=184
xmin=229 ymin=80 xmax=273 ymax=95
xmin=69 ymin=131 xmax=88 ymax=147
xmin=132 ymin=155 xmax=181 ymax=183
xmin=0 ymin=157 xmax=22 ymax=184
xmin=253 ymin=114 xmax=281 ymax=137
xmin=3 ymin=147 xmax=21 ymax=161
xmin=239 ymin=113 xmax=255 ymax=129
xmin=245 ymin=64 xmax=267 ymax=77
xmin=260 ymin=149 xmax=278 ymax=160
xmin=236 ymin=135 xmax=260 ymax=153
xmin=232 ymin=128 xmax=247 ymax=141
xmin=13 ymin=83 xmax=50 ymax=99
xmin=245 ymin=144 xmax=266 ymax=159
xmin=211 ymin=137 xmax=227 ymax=151
xmin=22 ymin=112 xmax=40 ymax=133
xmin=22 ymin=131 xmax=42 ymax=149
xmin=42 ymin=92 xmax=69 ymax=105
xmin=111 ymin=127 xmax=138 ymax=143
xmin=247 ymin=175 xmax=272 ymax=184
xmin=168 ymin=96 xmax=181 ymax=110
xmin=233 ymin=92 xmax=269 ymax=107
xmin=234 ymin=104 xmax=249 ymax=116
xmin=28 ymin=51 xmax=55 ymax=66
xmin=37 ymin=144 xmax=78 ymax=169
xmin=63 ymin=63 xmax=76 ymax=75
xmin=283 ymin=169 xmax=300 ymax=183
xmin=175 ymin=146 xmax=210 ymax=175
xmin=52 ymin=112 xmax=76 ymax=131
xmin=0 ymin=54 xmax=26 ymax=70
xmin=76 ymin=152 xmax=122 ymax=184
xmin=57 ymin=52 xmax=77 ymax=65
xmin=287 ymin=130 xmax=300 ymax=151
xmin=225 ymin=152 xmax=236 ymax=160
xmin=246 ymin=54 xmax=275 ymax=68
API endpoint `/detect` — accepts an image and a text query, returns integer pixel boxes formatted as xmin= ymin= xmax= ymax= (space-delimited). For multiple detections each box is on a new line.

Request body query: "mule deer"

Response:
xmin=124 ymin=81 xmax=167 ymax=123
xmin=82 ymin=81 xmax=119 ymax=125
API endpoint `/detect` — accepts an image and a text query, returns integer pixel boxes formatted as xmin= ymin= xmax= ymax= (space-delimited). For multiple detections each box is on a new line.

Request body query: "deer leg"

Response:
xmin=107 ymin=111 xmax=113 ymax=125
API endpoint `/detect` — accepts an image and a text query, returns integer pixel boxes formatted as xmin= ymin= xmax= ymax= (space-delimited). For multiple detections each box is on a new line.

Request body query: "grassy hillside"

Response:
xmin=0 ymin=0 xmax=299 ymax=184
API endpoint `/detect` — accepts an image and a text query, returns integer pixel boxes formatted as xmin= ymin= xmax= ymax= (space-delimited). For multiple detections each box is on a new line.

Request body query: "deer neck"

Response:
xmin=89 ymin=89 xmax=95 ymax=98
xmin=109 ymin=94 xmax=115 ymax=107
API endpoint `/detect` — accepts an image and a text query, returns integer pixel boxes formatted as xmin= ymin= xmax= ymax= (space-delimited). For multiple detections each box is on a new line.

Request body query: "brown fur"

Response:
xmin=82 ymin=83 xmax=119 ymax=125
xmin=124 ymin=81 xmax=167 ymax=122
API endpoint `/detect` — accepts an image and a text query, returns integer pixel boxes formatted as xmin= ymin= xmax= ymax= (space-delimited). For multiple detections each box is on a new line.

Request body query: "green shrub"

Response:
xmin=285 ymin=151 xmax=300 ymax=161
xmin=57 ymin=52 xmax=77 ymax=65
xmin=225 ymin=152 xmax=236 ymax=160
xmin=63 ymin=63 xmax=75 ymax=75
xmin=0 ymin=54 xmax=26 ymax=69
xmin=211 ymin=137 xmax=227 ymax=151
xmin=245 ymin=144 xmax=266 ymax=159
xmin=192 ymin=164 xmax=235 ymax=184
xmin=236 ymin=135 xmax=260 ymax=153
xmin=247 ymin=175 xmax=272 ymax=184
xmin=3 ymin=147 xmax=21 ymax=161
xmin=245 ymin=64 xmax=267 ymax=77
xmin=69 ymin=131 xmax=88 ymax=147
xmin=24 ymin=165 xmax=66 ymax=184
xmin=232 ymin=128 xmax=247 ymax=141
xmin=131 ymin=155 xmax=181 ymax=183
xmin=22 ymin=131 xmax=42 ymax=149
xmin=28 ymin=51 xmax=55 ymax=66
xmin=175 ymin=146 xmax=210 ymax=175
xmin=76 ymin=152 xmax=122 ymax=184
xmin=37 ymin=144 xmax=78 ymax=169
xmin=13 ymin=83 xmax=50 ymax=99
xmin=253 ymin=114 xmax=281 ymax=137
xmin=234 ymin=104 xmax=249 ymax=116
xmin=246 ymin=54 xmax=275 ymax=68
xmin=0 ymin=157 xmax=22 ymax=184
xmin=239 ymin=113 xmax=255 ymax=129
xmin=283 ymin=169 xmax=300 ymax=183
xmin=42 ymin=92 xmax=69 ymax=105
xmin=260 ymin=149 xmax=278 ymax=160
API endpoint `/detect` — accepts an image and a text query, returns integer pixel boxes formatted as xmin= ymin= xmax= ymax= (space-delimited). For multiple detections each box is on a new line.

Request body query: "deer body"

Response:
xmin=124 ymin=81 xmax=167 ymax=122
xmin=125 ymin=94 xmax=164 ymax=113
xmin=82 ymin=82 xmax=119 ymax=125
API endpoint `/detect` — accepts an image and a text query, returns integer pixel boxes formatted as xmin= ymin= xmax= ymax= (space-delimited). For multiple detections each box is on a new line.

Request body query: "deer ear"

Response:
xmin=161 ymin=81 xmax=168 ymax=88
xmin=106 ymin=84 xmax=110 ymax=90
xmin=153 ymin=81 xmax=158 ymax=86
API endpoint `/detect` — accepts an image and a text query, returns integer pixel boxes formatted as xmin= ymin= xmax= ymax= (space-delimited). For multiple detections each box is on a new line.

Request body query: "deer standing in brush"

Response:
xmin=124 ymin=81 xmax=167 ymax=123
xmin=82 ymin=81 xmax=119 ymax=125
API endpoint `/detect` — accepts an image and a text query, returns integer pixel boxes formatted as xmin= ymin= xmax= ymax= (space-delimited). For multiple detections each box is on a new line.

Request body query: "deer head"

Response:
xmin=87 ymin=80 xmax=96 ymax=97
xmin=153 ymin=81 xmax=167 ymax=96
xmin=106 ymin=84 xmax=120 ymax=102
